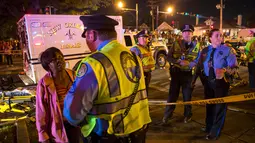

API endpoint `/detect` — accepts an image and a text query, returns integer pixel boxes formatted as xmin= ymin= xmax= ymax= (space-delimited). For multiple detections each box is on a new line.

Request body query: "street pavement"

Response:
xmin=2 ymin=56 xmax=255 ymax=143
xmin=147 ymin=64 xmax=255 ymax=143
xmin=0 ymin=56 xmax=23 ymax=76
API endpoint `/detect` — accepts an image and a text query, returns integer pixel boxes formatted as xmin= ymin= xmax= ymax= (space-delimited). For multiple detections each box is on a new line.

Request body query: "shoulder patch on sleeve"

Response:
xmin=77 ymin=64 xmax=87 ymax=77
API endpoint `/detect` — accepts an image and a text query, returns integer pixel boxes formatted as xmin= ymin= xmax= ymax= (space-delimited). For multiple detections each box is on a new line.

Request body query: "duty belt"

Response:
xmin=171 ymin=64 xmax=192 ymax=72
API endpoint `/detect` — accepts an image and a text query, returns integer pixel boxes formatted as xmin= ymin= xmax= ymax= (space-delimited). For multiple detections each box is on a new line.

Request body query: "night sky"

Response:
xmin=95 ymin=0 xmax=255 ymax=28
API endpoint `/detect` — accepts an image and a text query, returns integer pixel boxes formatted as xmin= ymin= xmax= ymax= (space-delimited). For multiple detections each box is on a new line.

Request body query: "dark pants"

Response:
xmin=144 ymin=72 xmax=151 ymax=95
xmin=164 ymin=67 xmax=193 ymax=119
xmin=204 ymin=78 xmax=229 ymax=138
xmin=64 ymin=121 xmax=82 ymax=143
xmin=88 ymin=125 xmax=148 ymax=143
xmin=5 ymin=55 xmax=13 ymax=65
xmin=248 ymin=63 xmax=255 ymax=88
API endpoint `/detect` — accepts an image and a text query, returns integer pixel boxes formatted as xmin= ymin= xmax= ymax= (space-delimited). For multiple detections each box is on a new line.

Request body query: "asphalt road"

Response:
xmin=146 ymin=64 xmax=255 ymax=142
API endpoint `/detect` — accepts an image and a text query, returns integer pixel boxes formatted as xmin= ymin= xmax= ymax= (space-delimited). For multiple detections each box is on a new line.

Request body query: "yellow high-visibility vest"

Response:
xmin=79 ymin=40 xmax=151 ymax=137
xmin=245 ymin=38 xmax=255 ymax=63
xmin=134 ymin=45 xmax=155 ymax=72
xmin=172 ymin=40 xmax=200 ymax=70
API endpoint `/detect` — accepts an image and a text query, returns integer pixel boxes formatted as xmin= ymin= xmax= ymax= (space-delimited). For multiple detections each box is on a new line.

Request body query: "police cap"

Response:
xmin=181 ymin=24 xmax=194 ymax=32
xmin=136 ymin=30 xmax=149 ymax=38
xmin=80 ymin=15 xmax=119 ymax=38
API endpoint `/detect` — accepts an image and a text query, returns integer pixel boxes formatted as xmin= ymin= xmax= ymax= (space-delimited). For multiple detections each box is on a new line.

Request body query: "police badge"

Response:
xmin=77 ymin=63 xmax=87 ymax=77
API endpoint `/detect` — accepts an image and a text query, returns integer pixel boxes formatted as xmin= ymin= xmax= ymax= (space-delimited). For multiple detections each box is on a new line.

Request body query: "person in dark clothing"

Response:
xmin=162 ymin=24 xmax=201 ymax=124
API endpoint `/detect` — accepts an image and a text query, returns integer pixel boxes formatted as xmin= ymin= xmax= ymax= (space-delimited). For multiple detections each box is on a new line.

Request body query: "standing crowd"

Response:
xmin=0 ymin=40 xmax=20 ymax=66
xmin=35 ymin=14 xmax=255 ymax=143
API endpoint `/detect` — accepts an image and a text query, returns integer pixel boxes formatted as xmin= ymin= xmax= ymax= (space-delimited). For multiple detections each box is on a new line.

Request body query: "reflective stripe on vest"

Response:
xmin=172 ymin=41 xmax=200 ymax=71
xmin=136 ymin=45 xmax=155 ymax=72
xmin=90 ymin=89 xmax=147 ymax=115
xmin=91 ymin=53 xmax=121 ymax=97
xmin=173 ymin=40 xmax=199 ymax=60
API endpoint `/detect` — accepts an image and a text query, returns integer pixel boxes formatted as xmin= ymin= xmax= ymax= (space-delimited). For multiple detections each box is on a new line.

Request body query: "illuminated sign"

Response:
xmin=31 ymin=22 xmax=41 ymax=28
xmin=61 ymin=43 xmax=81 ymax=49
xmin=48 ymin=24 xmax=61 ymax=36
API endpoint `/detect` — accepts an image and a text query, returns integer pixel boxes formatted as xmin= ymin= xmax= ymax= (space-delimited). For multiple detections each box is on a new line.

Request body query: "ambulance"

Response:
xmin=17 ymin=14 xmax=124 ymax=84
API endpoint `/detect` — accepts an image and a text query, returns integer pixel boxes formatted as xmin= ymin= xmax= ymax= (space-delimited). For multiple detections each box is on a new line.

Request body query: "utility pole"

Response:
xmin=216 ymin=0 xmax=224 ymax=31
xmin=156 ymin=6 xmax=159 ymax=29
xmin=196 ymin=16 xmax=199 ymax=25
xmin=220 ymin=0 xmax=223 ymax=32
xmin=136 ymin=3 xmax=138 ymax=30
xmin=152 ymin=10 xmax=155 ymax=31
xmin=147 ymin=0 xmax=160 ymax=31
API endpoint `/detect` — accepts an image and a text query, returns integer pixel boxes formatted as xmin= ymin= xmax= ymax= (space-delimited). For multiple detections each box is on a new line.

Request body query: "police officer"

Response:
xmin=63 ymin=15 xmax=151 ymax=143
xmin=198 ymin=29 xmax=238 ymax=140
xmin=131 ymin=30 xmax=155 ymax=95
xmin=162 ymin=24 xmax=201 ymax=124
xmin=245 ymin=31 xmax=255 ymax=91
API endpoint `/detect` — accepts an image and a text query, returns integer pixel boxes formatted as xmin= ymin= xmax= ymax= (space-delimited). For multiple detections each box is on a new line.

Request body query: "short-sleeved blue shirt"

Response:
xmin=203 ymin=44 xmax=238 ymax=76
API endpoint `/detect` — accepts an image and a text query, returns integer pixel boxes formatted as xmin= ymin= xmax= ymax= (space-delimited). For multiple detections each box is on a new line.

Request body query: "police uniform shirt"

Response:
xmin=203 ymin=44 xmax=238 ymax=77
xmin=130 ymin=46 xmax=142 ymax=58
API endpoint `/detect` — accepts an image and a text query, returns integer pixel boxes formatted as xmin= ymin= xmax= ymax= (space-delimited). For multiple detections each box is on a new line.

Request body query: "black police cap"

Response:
xmin=136 ymin=30 xmax=149 ymax=38
xmin=181 ymin=24 xmax=194 ymax=32
xmin=80 ymin=15 xmax=119 ymax=38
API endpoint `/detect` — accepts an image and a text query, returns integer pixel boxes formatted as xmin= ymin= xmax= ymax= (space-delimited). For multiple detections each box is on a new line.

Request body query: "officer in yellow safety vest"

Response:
xmin=130 ymin=30 xmax=155 ymax=95
xmin=63 ymin=15 xmax=151 ymax=143
xmin=244 ymin=30 xmax=255 ymax=91
xmin=162 ymin=24 xmax=201 ymax=124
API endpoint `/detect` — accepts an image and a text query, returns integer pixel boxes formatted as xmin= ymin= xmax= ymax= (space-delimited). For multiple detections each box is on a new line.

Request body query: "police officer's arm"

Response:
xmin=167 ymin=42 xmax=181 ymax=64
xmin=63 ymin=63 xmax=98 ymax=126
xmin=189 ymin=50 xmax=201 ymax=69
xmin=244 ymin=40 xmax=251 ymax=57
xmin=245 ymin=40 xmax=255 ymax=59
xmin=130 ymin=46 xmax=142 ymax=58
xmin=226 ymin=48 xmax=239 ymax=74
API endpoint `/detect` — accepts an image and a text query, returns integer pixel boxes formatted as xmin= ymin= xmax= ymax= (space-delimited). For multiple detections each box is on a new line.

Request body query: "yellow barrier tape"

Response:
xmin=149 ymin=92 xmax=255 ymax=105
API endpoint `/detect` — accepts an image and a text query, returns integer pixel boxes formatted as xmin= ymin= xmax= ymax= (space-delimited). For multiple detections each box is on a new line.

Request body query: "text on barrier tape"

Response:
xmin=149 ymin=92 xmax=255 ymax=105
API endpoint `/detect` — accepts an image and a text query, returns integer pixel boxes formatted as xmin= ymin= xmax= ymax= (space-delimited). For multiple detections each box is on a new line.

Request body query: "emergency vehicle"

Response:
xmin=17 ymin=14 xmax=124 ymax=84
xmin=17 ymin=14 xmax=168 ymax=85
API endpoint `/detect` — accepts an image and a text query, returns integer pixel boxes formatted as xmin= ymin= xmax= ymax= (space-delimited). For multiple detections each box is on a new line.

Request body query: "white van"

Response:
xmin=17 ymin=14 xmax=123 ymax=84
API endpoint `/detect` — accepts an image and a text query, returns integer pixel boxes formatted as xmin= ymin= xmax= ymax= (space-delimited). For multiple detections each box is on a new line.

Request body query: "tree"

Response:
xmin=58 ymin=0 xmax=112 ymax=15
xmin=0 ymin=0 xmax=112 ymax=39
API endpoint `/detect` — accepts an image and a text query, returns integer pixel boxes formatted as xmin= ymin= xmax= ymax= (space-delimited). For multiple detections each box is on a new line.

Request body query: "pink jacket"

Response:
xmin=36 ymin=69 xmax=75 ymax=142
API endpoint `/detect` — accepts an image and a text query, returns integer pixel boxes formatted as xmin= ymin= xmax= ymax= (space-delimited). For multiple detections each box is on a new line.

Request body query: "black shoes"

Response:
xmin=201 ymin=126 xmax=207 ymax=132
xmin=162 ymin=117 xmax=170 ymax=125
xmin=184 ymin=116 xmax=192 ymax=123
xmin=200 ymin=126 xmax=210 ymax=133
xmin=205 ymin=134 xmax=218 ymax=140
xmin=162 ymin=116 xmax=191 ymax=124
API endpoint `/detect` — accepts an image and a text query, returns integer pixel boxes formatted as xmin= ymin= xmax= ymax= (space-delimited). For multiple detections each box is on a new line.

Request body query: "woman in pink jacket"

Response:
xmin=36 ymin=47 xmax=81 ymax=143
